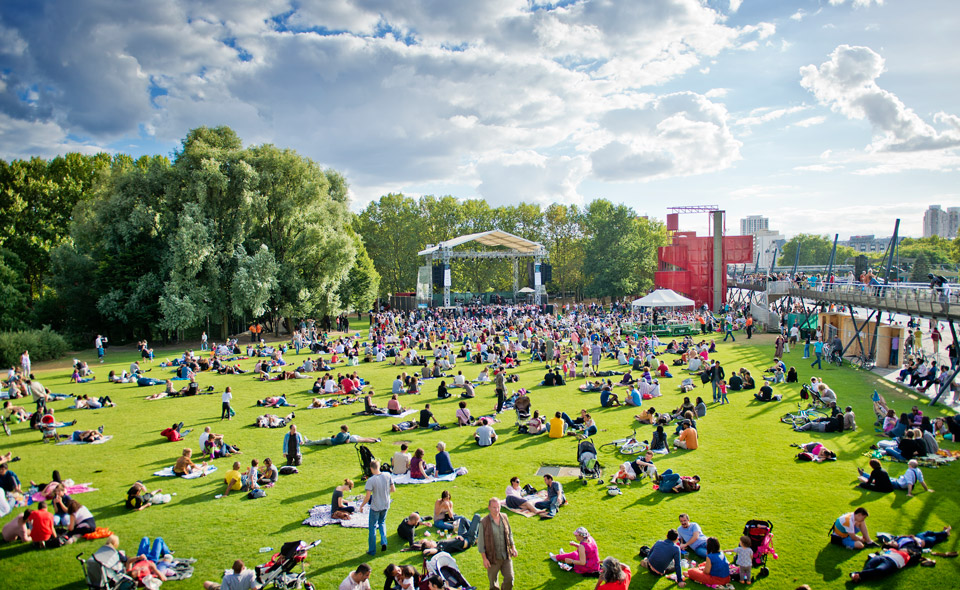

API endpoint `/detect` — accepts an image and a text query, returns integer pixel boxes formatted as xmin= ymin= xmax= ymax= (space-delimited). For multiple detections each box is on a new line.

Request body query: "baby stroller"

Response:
xmin=736 ymin=519 xmax=778 ymax=579
xmin=576 ymin=439 xmax=603 ymax=484
xmin=422 ymin=551 xmax=474 ymax=589
xmin=255 ymin=539 xmax=322 ymax=589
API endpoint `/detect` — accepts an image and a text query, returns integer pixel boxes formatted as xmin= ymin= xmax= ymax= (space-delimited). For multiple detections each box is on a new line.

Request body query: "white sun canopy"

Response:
xmin=418 ymin=230 xmax=544 ymax=256
xmin=631 ymin=289 xmax=696 ymax=308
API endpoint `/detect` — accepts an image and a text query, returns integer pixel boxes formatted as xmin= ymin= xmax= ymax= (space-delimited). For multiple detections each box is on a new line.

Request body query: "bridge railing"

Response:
xmin=788 ymin=283 xmax=958 ymax=316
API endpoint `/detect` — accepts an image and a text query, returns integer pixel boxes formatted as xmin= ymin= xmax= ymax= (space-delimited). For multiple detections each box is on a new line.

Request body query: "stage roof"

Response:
xmin=418 ymin=230 xmax=544 ymax=256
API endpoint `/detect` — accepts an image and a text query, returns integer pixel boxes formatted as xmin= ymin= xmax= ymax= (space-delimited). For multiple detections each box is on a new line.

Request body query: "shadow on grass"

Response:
xmin=814 ymin=544 xmax=855 ymax=582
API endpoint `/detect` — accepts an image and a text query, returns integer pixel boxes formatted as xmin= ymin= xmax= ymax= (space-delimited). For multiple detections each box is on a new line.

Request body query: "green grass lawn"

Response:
xmin=1 ymin=330 xmax=957 ymax=590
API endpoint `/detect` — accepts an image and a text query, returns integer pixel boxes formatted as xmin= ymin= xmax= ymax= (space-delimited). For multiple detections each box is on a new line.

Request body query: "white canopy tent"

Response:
xmin=631 ymin=289 xmax=695 ymax=308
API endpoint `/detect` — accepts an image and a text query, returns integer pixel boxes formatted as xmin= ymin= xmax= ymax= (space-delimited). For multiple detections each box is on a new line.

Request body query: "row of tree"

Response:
xmin=354 ymin=195 xmax=669 ymax=301
xmin=0 ymin=127 xmax=379 ymax=341
xmin=776 ymin=234 xmax=959 ymax=280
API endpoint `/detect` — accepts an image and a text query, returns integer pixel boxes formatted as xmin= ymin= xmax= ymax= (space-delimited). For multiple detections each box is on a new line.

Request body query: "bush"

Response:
xmin=0 ymin=326 xmax=69 ymax=368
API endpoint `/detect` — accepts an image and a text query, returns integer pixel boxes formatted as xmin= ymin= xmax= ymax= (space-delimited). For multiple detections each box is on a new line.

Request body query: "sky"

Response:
xmin=0 ymin=0 xmax=958 ymax=239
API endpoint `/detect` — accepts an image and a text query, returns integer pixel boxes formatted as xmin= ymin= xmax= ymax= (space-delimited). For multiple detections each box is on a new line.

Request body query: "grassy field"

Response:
xmin=0 ymin=327 xmax=957 ymax=590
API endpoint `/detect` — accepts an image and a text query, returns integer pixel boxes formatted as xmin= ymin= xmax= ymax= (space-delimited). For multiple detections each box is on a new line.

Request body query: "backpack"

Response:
xmin=278 ymin=466 xmax=299 ymax=475
xmin=247 ymin=489 xmax=267 ymax=499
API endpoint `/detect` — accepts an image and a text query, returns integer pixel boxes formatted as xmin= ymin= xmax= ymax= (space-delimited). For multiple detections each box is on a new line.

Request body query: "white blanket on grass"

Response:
xmin=391 ymin=467 xmax=467 ymax=485
xmin=56 ymin=435 xmax=113 ymax=446
xmin=301 ymin=504 xmax=368 ymax=528
xmin=153 ymin=465 xmax=218 ymax=479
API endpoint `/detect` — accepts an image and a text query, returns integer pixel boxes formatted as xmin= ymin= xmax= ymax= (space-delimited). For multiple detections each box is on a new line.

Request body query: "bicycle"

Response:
xmin=779 ymin=404 xmax=828 ymax=428
xmin=599 ymin=429 xmax=647 ymax=455
xmin=851 ymin=354 xmax=876 ymax=371
xmin=824 ymin=345 xmax=843 ymax=368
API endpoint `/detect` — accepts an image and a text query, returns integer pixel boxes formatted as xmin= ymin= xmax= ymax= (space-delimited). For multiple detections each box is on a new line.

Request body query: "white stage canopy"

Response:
xmin=631 ymin=289 xmax=695 ymax=308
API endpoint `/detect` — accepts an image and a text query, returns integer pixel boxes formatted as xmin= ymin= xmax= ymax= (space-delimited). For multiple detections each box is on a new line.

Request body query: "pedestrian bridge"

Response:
xmin=728 ymin=280 xmax=960 ymax=323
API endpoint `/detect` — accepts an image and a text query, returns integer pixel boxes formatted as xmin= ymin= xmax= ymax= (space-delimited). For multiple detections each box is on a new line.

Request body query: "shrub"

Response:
xmin=0 ymin=326 xmax=69 ymax=368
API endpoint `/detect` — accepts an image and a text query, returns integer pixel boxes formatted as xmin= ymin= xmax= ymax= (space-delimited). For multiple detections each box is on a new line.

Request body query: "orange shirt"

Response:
xmin=679 ymin=427 xmax=698 ymax=450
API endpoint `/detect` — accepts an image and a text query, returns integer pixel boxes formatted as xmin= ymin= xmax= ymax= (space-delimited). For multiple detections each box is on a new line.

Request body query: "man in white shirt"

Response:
xmin=202 ymin=559 xmax=260 ymax=590
xmin=221 ymin=387 xmax=233 ymax=421
xmin=338 ymin=564 xmax=371 ymax=590
xmin=392 ymin=443 xmax=412 ymax=474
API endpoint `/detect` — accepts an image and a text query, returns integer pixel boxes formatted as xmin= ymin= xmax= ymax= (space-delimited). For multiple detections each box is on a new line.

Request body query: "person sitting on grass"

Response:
xmin=830 ymin=508 xmax=875 ymax=550
xmin=503 ymin=476 xmax=546 ymax=515
xmin=534 ymin=473 xmax=565 ymax=519
xmin=475 ymin=418 xmax=497 ymax=447
xmin=126 ymin=482 xmax=168 ymax=510
xmin=203 ymin=559 xmax=260 ymax=590
xmin=548 ymin=526 xmax=601 ymax=575
xmin=456 ymin=401 xmax=473 ymax=426
xmin=2 ymin=509 xmax=31 ymax=543
xmin=683 ymin=537 xmax=730 ymax=588
xmin=640 ymin=529 xmax=685 ymax=587
xmin=634 ymin=407 xmax=658 ymax=425
xmin=754 ymin=383 xmax=780 ymax=402
xmin=521 ymin=410 xmax=547 ymax=435
xmin=673 ymin=422 xmax=698 ymax=450
xmin=3 ymin=401 xmax=31 ymax=422
xmin=889 ymin=460 xmax=934 ymax=497
xmin=856 ymin=459 xmax=893 ymax=492
xmin=387 ymin=394 xmax=405 ymax=415
xmin=174 ymin=448 xmax=208 ymax=477
xmin=434 ymin=442 xmax=455 ymax=477
xmin=600 ymin=386 xmax=621 ymax=407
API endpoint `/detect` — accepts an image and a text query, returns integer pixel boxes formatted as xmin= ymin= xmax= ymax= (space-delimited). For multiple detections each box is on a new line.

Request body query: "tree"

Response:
xmin=544 ymin=204 xmax=585 ymax=298
xmin=898 ymin=236 xmax=953 ymax=266
xmin=778 ymin=234 xmax=856 ymax=267
xmin=338 ymin=232 xmax=381 ymax=315
xmin=356 ymin=194 xmax=424 ymax=296
xmin=0 ymin=248 xmax=31 ymax=329
xmin=581 ymin=199 xmax=640 ymax=300
xmin=910 ymin=251 xmax=931 ymax=283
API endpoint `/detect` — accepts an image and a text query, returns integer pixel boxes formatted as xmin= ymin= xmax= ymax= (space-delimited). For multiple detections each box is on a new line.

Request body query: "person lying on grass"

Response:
xmin=848 ymin=546 xmax=934 ymax=584
xmin=793 ymin=441 xmax=837 ymax=462
xmin=69 ymin=427 xmax=106 ymax=443
xmin=257 ymin=394 xmax=295 ymax=408
xmin=254 ymin=413 xmax=296 ymax=429
xmin=309 ymin=424 xmax=380 ymax=446
xmin=126 ymin=482 xmax=169 ymax=510
xmin=160 ymin=422 xmax=191 ymax=442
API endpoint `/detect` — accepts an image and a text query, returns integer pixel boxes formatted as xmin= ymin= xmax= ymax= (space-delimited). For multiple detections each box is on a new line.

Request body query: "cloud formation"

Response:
xmin=800 ymin=45 xmax=960 ymax=153
xmin=0 ymin=0 xmax=773 ymax=206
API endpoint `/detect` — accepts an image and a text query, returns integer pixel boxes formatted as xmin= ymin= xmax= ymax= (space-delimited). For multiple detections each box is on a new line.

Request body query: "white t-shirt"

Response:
xmin=222 ymin=391 xmax=232 ymax=403
xmin=338 ymin=573 xmax=371 ymax=590
xmin=73 ymin=505 xmax=93 ymax=522
xmin=199 ymin=432 xmax=210 ymax=449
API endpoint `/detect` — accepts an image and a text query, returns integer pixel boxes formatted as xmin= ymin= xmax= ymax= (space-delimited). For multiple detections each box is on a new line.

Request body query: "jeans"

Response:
xmin=368 ymin=508 xmax=388 ymax=555
xmin=711 ymin=380 xmax=719 ymax=402
xmin=811 ymin=352 xmax=822 ymax=369
xmin=916 ymin=530 xmax=949 ymax=548
xmin=534 ymin=494 xmax=560 ymax=517
xmin=803 ymin=342 xmax=810 ymax=358
xmin=659 ymin=469 xmax=680 ymax=493
xmin=137 ymin=537 xmax=171 ymax=562
xmin=856 ymin=555 xmax=898 ymax=581
xmin=723 ymin=330 xmax=735 ymax=342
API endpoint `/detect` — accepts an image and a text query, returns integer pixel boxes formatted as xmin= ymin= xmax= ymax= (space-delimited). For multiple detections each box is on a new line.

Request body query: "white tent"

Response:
xmin=631 ymin=289 xmax=695 ymax=308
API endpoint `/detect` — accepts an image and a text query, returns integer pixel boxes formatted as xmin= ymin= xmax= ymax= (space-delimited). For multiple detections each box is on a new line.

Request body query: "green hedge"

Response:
xmin=0 ymin=326 xmax=69 ymax=368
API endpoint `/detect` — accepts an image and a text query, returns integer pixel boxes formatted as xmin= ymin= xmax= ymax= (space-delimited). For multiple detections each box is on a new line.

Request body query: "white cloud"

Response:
xmin=475 ymin=151 xmax=590 ymax=207
xmin=705 ymin=88 xmax=728 ymax=98
xmin=794 ymin=164 xmax=842 ymax=172
xmin=0 ymin=113 xmax=108 ymax=159
xmin=792 ymin=115 xmax=826 ymax=128
xmin=800 ymin=45 xmax=960 ymax=153
xmin=736 ymin=105 xmax=808 ymax=127
xmin=790 ymin=9 xmax=806 ymax=21
xmin=828 ymin=0 xmax=884 ymax=7
xmin=728 ymin=0 xmax=744 ymax=13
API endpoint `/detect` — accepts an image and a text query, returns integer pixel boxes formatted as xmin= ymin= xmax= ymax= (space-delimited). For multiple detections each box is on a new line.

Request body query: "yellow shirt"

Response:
xmin=224 ymin=469 xmax=242 ymax=490
xmin=548 ymin=417 xmax=564 ymax=438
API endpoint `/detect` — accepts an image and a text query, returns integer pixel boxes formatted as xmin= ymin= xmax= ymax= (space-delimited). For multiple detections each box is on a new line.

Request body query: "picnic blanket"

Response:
xmin=56 ymin=435 xmax=113 ymax=446
xmin=153 ymin=465 xmax=218 ymax=479
xmin=29 ymin=482 xmax=98 ymax=504
xmin=391 ymin=467 xmax=467 ymax=485
xmin=506 ymin=490 xmax=547 ymax=518
xmin=301 ymin=504 xmax=368 ymax=529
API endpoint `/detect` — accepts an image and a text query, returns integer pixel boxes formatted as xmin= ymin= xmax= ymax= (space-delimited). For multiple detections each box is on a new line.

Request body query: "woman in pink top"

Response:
xmin=550 ymin=527 xmax=601 ymax=575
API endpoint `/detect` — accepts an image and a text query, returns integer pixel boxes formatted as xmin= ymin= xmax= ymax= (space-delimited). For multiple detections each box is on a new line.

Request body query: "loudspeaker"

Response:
xmin=432 ymin=265 xmax=444 ymax=286
xmin=854 ymin=255 xmax=868 ymax=279
xmin=542 ymin=263 xmax=552 ymax=284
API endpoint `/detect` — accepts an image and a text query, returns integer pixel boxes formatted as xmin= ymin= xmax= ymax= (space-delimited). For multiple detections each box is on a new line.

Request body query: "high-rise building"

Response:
xmin=947 ymin=207 xmax=960 ymax=239
xmin=739 ymin=215 xmax=769 ymax=235
xmin=753 ymin=229 xmax=785 ymax=270
xmin=923 ymin=205 xmax=951 ymax=238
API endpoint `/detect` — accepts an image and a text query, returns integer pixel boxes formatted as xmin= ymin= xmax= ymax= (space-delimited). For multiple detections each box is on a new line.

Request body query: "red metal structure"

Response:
xmin=656 ymin=208 xmax=752 ymax=308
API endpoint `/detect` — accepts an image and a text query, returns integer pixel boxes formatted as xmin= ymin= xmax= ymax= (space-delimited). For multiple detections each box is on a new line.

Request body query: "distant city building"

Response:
xmin=923 ymin=205 xmax=960 ymax=238
xmin=739 ymin=215 xmax=769 ymax=235
xmin=753 ymin=229 xmax=785 ymax=270
xmin=840 ymin=235 xmax=902 ymax=254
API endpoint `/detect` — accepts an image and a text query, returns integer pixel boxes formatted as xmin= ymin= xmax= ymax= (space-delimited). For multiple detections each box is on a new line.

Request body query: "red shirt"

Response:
xmin=28 ymin=509 xmax=54 ymax=542
xmin=161 ymin=428 xmax=182 ymax=442
xmin=342 ymin=379 xmax=355 ymax=394
xmin=597 ymin=564 xmax=631 ymax=590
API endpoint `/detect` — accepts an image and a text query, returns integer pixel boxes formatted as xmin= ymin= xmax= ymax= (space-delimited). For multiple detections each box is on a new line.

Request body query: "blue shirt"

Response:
xmin=435 ymin=451 xmax=454 ymax=475
xmin=647 ymin=540 xmax=684 ymax=582
xmin=600 ymin=389 xmax=612 ymax=407
xmin=678 ymin=522 xmax=706 ymax=549
xmin=707 ymin=552 xmax=729 ymax=577
xmin=0 ymin=469 xmax=20 ymax=493
xmin=628 ymin=390 xmax=642 ymax=406
xmin=814 ymin=341 xmax=824 ymax=354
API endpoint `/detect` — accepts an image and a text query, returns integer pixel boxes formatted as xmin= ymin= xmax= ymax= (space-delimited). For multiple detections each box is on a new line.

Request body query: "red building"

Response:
xmin=655 ymin=213 xmax=753 ymax=308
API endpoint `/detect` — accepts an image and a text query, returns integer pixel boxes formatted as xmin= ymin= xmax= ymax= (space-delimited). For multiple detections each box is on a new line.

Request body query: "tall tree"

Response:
xmin=356 ymin=194 xmax=423 ymax=296
xmin=544 ymin=203 xmax=585 ymax=298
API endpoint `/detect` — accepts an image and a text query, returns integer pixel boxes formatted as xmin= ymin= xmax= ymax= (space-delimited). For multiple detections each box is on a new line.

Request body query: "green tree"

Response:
xmin=899 ymin=236 xmax=953 ymax=266
xmin=544 ymin=204 xmax=585 ymax=298
xmin=356 ymin=194 xmax=425 ymax=296
xmin=338 ymin=232 xmax=381 ymax=315
xmin=581 ymin=199 xmax=640 ymax=300
xmin=778 ymin=234 xmax=856 ymax=267
xmin=910 ymin=251 xmax=931 ymax=282
xmin=0 ymin=248 xmax=31 ymax=329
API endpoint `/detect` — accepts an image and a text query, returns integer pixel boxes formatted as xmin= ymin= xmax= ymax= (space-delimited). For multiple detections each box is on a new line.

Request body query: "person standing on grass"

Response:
xmin=478 ymin=497 xmax=517 ymax=590
xmin=745 ymin=316 xmax=753 ymax=339
xmin=358 ymin=460 xmax=394 ymax=557
xmin=221 ymin=387 xmax=233 ymax=421
xmin=811 ymin=339 xmax=823 ymax=370
xmin=494 ymin=368 xmax=506 ymax=414
xmin=709 ymin=361 xmax=724 ymax=403
xmin=201 ymin=332 xmax=208 ymax=351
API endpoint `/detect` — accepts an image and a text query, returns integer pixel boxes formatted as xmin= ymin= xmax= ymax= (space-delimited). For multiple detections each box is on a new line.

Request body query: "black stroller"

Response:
xmin=576 ymin=439 xmax=603 ymax=483
xmin=77 ymin=548 xmax=137 ymax=590
xmin=255 ymin=539 xmax=322 ymax=589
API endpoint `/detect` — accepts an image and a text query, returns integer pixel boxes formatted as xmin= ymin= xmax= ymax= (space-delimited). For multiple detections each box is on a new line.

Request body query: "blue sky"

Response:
xmin=0 ymin=0 xmax=957 ymax=238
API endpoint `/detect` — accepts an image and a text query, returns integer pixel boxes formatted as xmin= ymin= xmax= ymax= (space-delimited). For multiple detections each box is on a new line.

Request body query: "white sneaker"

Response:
xmin=548 ymin=552 xmax=558 ymax=562
xmin=559 ymin=563 xmax=573 ymax=571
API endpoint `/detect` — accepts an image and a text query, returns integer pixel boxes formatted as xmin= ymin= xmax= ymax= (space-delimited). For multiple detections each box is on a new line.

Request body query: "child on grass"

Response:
xmin=725 ymin=535 xmax=753 ymax=584
xmin=718 ymin=380 xmax=728 ymax=405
